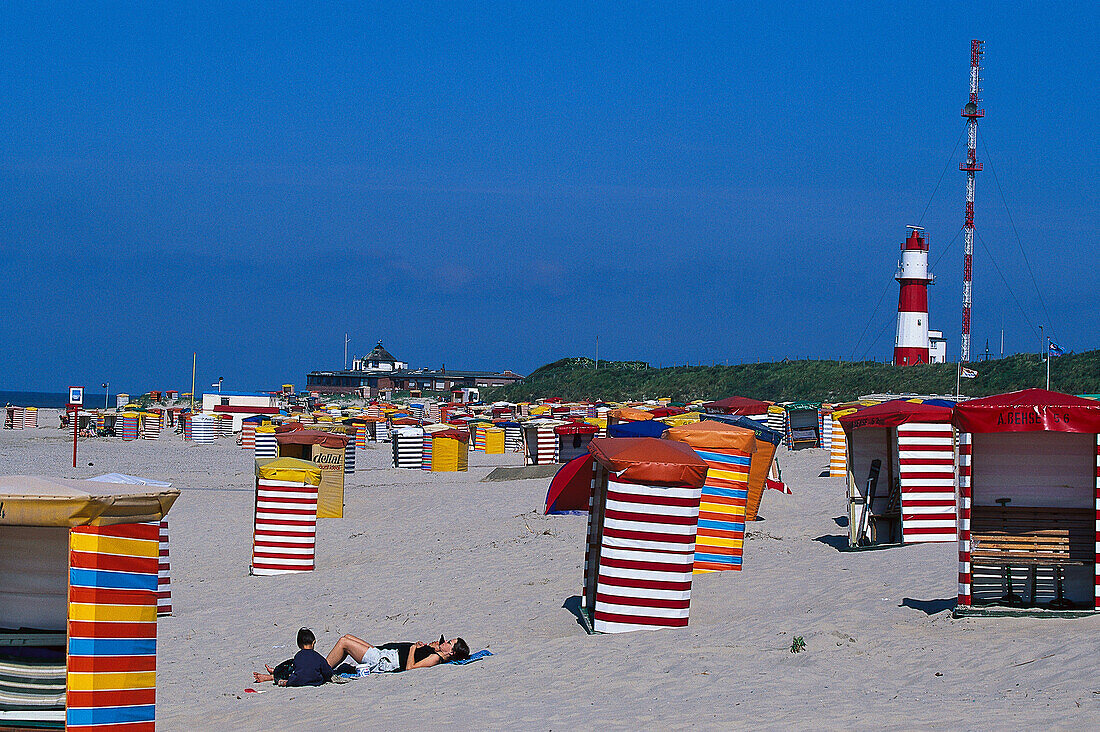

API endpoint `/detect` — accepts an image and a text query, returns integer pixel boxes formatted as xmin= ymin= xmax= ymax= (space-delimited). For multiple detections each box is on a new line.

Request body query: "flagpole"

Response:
xmin=1046 ymin=339 xmax=1050 ymax=390
xmin=956 ymin=361 xmax=961 ymax=398
xmin=191 ymin=353 xmax=196 ymax=412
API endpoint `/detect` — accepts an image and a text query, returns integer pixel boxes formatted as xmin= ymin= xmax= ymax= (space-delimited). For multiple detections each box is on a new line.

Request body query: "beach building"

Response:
xmin=0 ymin=476 xmax=178 ymax=730
xmin=581 ymin=438 xmax=708 ymax=633
xmin=953 ymin=389 xmax=1100 ymax=615
xmin=201 ymin=392 xmax=278 ymax=415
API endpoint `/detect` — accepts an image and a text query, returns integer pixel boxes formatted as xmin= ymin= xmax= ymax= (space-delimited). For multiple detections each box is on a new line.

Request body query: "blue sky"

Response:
xmin=1 ymin=3 xmax=1096 ymax=393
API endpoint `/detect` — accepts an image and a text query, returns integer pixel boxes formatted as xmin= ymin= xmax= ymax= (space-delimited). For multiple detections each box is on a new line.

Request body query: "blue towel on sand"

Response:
xmin=446 ymin=649 xmax=492 ymax=665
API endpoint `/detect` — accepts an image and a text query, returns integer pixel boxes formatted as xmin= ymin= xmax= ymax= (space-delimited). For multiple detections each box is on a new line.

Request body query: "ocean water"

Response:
xmin=0 ymin=391 xmax=111 ymax=409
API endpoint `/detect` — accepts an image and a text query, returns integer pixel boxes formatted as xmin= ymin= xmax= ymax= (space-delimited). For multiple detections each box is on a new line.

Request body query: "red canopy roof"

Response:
xmin=840 ymin=400 xmax=952 ymax=432
xmin=648 ymin=406 xmax=687 ymax=418
xmin=554 ymin=423 xmax=598 ymax=435
xmin=953 ymin=388 xmax=1100 ymax=434
xmin=702 ymin=396 xmax=771 ymax=415
xmin=588 ymin=438 xmax=708 ymax=488
xmin=212 ymin=405 xmax=279 ymax=414
xmin=274 ymin=430 xmax=348 ymax=448
xmin=432 ymin=429 xmax=470 ymax=443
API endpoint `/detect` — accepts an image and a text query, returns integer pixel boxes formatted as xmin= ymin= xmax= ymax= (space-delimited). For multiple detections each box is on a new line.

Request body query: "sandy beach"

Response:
xmin=3 ymin=413 xmax=1097 ymax=730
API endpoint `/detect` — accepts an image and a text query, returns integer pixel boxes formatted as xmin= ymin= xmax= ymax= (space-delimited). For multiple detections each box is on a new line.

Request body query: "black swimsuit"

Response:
xmin=378 ymin=642 xmax=438 ymax=672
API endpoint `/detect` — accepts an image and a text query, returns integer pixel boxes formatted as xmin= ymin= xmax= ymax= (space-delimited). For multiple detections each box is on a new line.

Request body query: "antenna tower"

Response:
xmin=959 ymin=40 xmax=984 ymax=362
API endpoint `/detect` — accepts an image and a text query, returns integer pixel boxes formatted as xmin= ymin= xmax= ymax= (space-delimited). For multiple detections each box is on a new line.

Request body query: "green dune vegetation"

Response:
xmin=484 ymin=351 xmax=1100 ymax=404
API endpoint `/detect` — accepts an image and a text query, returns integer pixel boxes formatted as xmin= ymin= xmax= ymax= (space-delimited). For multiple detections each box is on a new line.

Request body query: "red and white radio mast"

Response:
xmin=959 ymin=39 xmax=984 ymax=363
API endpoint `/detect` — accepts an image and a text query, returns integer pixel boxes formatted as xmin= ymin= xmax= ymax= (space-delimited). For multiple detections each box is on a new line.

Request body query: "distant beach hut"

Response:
xmin=522 ymin=420 xmax=561 ymax=465
xmin=484 ymin=427 xmax=505 ymax=455
xmin=766 ymin=404 xmax=786 ymax=436
xmin=254 ymin=424 xmax=277 ymax=459
xmin=555 ymin=422 xmax=599 ymax=463
xmin=784 ymin=401 xmax=822 ymax=449
xmin=499 ymin=421 xmax=523 ymax=452
xmin=190 ymin=414 xmax=216 ymax=444
xmin=840 ymin=400 xmax=955 ymax=549
xmin=702 ymin=396 xmax=771 ymax=424
xmin=217 ymin=414 xmax=233 ymax=438
xmin=952 ymin=389 xmax=1100 ymax=615
xmin=664 ymin=422 xmax=757 ymax=572
xmin=430 ymin=430 xmax=469 ymax=472
xmin=0 ymin=476 xmax=177 ymax=730
xmin=343 ymin=434 xmax=355 ymax=475
xmin=142 ymin=411 xmax=162 ymax=440
xmin=820 ymin=405 xmax=834 ymax=451
xmin=392 ymin=427 xmax=424 ymax=468
xmin=240 ymin=417 xmax=261 ymax=450
xmin=275 ymin=430 xmax=348 ymax=519
xmin=251 ymin=458 xmax=322 ymax=576
xmin=118 ymin=412 xmax=140 ymax=441
xmin=22 ymin=406 xmax=38 ymax=429
xmin=581 ymin=438 xmax=709 ymax=633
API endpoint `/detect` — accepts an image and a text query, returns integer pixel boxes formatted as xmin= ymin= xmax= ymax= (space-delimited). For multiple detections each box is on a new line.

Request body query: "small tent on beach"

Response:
xmin=544 ymin=454 xmax=595 ymax=514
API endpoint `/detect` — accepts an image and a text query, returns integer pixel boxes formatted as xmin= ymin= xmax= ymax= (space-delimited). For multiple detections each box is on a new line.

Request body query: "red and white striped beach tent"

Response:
xmin=840 ymin=399 xmax=956 ymax=548
xmin=581 ymin=438 xmax=708 ymax=634
xmin=250 ymin=458 xmax=322 ymax=576
xmin=522 ymin=419 xmax=565 ymax=465
xmin=952 ymin=389 xmax=1100 ymax=614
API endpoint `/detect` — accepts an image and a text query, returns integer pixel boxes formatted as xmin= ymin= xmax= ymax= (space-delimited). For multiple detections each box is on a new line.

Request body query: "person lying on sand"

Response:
xmin=253 ymin=632 xmax=469 ymax=683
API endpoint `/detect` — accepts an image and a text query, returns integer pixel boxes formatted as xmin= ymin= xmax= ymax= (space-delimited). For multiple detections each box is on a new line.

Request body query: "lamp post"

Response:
xmin=102 ymin=382 xmax=109 ymax=410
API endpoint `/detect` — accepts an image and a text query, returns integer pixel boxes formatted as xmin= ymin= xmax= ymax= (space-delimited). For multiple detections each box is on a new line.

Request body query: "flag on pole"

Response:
xmin=960 ymin=367 xmax=978 ymax=379
xmin=1049 ymin=342 xmax=1064 ymax=357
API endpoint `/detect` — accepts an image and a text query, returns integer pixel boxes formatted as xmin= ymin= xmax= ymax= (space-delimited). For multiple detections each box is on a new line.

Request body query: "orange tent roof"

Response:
xmin=662 ymin=421 xmax=758 ymax=452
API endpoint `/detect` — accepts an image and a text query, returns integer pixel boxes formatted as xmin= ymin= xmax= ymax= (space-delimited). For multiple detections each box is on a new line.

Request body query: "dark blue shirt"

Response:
xmin=286 ymin=648 xmax=333 ymax=687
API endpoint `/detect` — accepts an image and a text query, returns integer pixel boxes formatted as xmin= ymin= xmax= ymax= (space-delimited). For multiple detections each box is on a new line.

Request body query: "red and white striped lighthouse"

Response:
xmin=894 ymin=226 xmax=932 ymax=366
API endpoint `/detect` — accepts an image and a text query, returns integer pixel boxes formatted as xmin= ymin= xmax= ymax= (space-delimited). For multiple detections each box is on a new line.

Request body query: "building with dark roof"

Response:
xmin=307 ymin=342 xmax=522 ymax=396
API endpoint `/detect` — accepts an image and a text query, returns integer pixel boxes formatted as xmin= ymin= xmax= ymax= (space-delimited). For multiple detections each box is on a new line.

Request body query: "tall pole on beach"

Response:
xmin=1046 ymin=339 xmax=1051 ymax=390
xmin=960 ymin=40 xmax=984 ymax=363
xmin=191 ymin=353 xmax=196 ymax=411
xmin=956 ymin=361 xmax=961 ymax=398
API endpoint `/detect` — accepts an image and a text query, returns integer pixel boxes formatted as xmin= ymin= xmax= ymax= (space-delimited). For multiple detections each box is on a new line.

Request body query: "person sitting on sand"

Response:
xmin=253 ymin=628 xmax=334 ymax=687
xmin=253 ymin=633 xmax=469 ymax=682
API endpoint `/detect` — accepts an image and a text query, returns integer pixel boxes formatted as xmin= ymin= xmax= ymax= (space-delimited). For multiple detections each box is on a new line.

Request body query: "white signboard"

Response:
xmin=68 ymin=386 xmax=84 ymax=407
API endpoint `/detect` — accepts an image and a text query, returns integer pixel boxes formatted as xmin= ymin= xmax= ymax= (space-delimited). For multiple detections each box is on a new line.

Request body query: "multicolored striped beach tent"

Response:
xmin=0 ymin=476 xmax=178 ymax=731
xmin=581 ymin=438 xmax=708 ymax=634
xmin=664 ymin=422 xmax=757 ymax=573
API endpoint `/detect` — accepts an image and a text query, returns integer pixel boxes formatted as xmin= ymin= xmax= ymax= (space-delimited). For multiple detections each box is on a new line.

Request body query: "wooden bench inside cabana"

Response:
xmin=970 ymin=504 xmax=1094 ymax=609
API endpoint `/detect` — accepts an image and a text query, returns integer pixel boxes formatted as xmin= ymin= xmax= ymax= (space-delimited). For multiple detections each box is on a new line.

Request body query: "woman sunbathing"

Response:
xmin=253 ymin=633 xmax=469 ymax=683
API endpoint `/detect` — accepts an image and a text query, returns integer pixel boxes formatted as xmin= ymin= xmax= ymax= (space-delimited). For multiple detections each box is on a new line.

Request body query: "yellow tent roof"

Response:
xmin=255 ymin=457 xmax=321 ymax=486
xmin=0 ymin=475 xmax=179 ymax=528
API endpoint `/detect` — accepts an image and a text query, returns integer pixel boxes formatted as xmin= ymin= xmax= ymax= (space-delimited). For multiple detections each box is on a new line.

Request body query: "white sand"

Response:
xmin=4 ymin=414 xmax=1099 ymax=730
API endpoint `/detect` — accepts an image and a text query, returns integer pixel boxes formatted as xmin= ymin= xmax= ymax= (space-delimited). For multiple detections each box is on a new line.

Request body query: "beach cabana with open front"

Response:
xmin=0 ymin=476 xmax=178 ymax=731
xmin=581 ymin=438 xmax=709 ymax=634
xmin=839 ymin=400 xmax=956 ymax=549
xmin=784 ymin=401 xmax=822 ymax=449
xmin=953 ymin=389 xmax=1100 ymax=615
xmin=555 ymin=422 xmax=599 ymax=463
